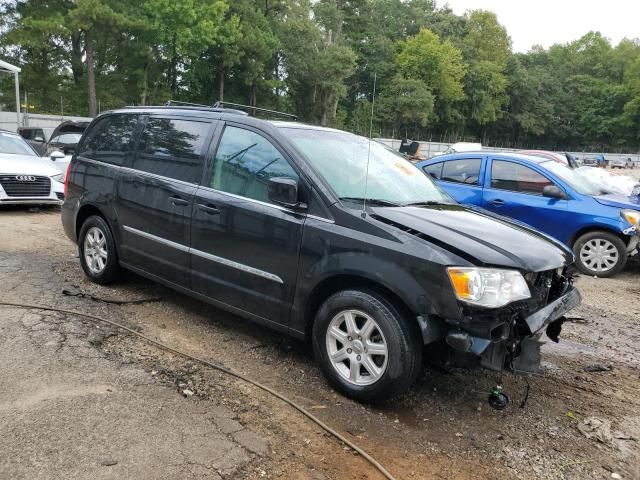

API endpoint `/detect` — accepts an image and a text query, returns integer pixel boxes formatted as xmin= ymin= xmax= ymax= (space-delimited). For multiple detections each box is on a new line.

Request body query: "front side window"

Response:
xmin=491 ymin=160 xmax=553 ymax=195
xmin=211 ymin=126 xmax=298 ymax=204
xmin=441 ymin=159 xmax=481 ymax=185
xmin=133 ymin=118 xmax=209 ymax=183
xmin=79 ymin=114 xmax=139 ymax=165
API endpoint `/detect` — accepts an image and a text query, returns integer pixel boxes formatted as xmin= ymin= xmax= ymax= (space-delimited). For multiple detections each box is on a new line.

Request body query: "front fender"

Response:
xmin=289 ymin=219 xmax=464 ymax=336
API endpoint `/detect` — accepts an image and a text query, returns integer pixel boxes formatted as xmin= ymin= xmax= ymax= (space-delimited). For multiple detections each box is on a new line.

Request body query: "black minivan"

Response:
xmin=62 ymin=106 xmax=581 ymax=402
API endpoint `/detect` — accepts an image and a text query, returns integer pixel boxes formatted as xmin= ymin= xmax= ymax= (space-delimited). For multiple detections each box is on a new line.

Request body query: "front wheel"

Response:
xmin=573 ymin=231 xmax=627 ymax=277
xmin=312 ymin=289 xmax=422 ymax=403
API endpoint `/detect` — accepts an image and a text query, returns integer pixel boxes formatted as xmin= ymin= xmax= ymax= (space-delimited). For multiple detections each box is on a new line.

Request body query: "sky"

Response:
xmin=438 ymin=0 xmax=640 ymax=52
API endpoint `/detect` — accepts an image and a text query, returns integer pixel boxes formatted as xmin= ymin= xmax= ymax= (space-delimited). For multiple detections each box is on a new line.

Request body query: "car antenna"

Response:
xmin=361 ymin=72 xmax=377 ymax=219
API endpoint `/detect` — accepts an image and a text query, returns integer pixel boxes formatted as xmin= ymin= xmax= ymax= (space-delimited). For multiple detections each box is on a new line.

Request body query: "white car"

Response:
xmin=0 ymin=130 xmax=65 ymax=205
xmin=432 ymin=142 xmax=482 ymax=157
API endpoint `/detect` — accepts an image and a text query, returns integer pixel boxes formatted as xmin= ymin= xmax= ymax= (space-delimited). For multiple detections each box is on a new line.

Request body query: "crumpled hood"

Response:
xmin=371 ymin=204 xmax=573 ymax=272
xmin=0 ymin=154 xmax=59 ymax=177
xmin=594 ymin=193 xmax=640 ymax=210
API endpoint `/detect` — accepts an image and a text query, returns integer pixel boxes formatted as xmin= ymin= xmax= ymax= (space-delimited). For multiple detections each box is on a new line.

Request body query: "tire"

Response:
xmin=312 ymin=289 xmax=422 ymax=403
xmin=573 ymin=231 xmax=628 ymax=277
xmin=78 ymin=215 xmax=122 ymax=284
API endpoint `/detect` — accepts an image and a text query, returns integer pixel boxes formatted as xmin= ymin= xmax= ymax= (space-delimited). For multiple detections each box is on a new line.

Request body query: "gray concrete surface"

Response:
xmin=0 ymin=250 xmax=268 ymax=479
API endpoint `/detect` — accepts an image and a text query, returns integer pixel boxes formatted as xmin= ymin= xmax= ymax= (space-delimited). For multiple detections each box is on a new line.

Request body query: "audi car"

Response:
xmin=0 ymin=129 xmax=65 ymax=205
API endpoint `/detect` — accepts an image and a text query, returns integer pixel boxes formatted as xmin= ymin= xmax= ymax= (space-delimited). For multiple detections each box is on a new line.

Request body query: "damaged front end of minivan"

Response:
xmin=421 ymin=267 xmax=581 ymax=374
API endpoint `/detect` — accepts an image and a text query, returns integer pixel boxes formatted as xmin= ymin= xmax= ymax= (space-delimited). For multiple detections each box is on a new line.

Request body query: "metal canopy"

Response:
xmin=0 ymin=59 xmax=21 ymax=130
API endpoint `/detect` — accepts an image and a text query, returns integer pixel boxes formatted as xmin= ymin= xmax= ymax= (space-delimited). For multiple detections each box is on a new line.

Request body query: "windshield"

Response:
xmin=50 ymin=133 xmax=82 ymax=144
xmin=0 ymin=132 xmax=37 ymax=156
xmin=283 ymin=127 xmax=453 ymax=206
xmin=540 ymin=160 xmax=601 ymax=195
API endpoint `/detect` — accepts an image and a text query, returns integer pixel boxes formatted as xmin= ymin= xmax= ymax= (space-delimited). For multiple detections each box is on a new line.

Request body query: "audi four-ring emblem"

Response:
xmin=15 ymin=175 xmax=36 ymax=181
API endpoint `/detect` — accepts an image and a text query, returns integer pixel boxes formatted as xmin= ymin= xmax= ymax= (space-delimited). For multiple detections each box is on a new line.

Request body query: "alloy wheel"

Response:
xmin=84 ymin=226 xmax=108 ymax=275
xmin=325 ymin=309 xmax=388 ymax=386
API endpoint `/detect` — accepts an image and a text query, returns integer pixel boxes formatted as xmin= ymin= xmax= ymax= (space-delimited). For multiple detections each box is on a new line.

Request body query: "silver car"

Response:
xmin=610 ymin=157 xmax=634 ymax=169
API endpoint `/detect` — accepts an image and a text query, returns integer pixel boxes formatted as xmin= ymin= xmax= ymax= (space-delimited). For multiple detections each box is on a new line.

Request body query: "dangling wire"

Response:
xmin=361 ymin=72 xmax=377 ymax=218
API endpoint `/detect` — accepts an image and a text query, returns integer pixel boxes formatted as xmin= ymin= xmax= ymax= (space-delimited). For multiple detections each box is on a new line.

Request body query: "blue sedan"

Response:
xmin=416 ymin=152 xmax=640 ymax=277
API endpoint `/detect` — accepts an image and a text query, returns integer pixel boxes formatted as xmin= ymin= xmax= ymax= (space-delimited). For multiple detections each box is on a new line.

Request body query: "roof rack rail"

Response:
xmin=213 ymin=101 xmax=297 ymax=120
xmin=165 ymin=100 xmax=210 ymax=108
xmin=161 ymin=100 xmax=248 ymax=115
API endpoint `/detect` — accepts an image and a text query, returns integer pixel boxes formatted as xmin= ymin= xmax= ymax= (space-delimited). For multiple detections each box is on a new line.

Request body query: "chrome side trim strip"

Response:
xmin=190 ymin=248 xmax=284 ymax=284
xmin=306 ymin=214 xmax=335 ymax=224
xmin=80 ymin=157 xmax=123 ymax=171
xmin=123 ymin=226 xmax=190 ymax=253
xmin=197 ymin=185 xmax=334 ymax=223
xmin=196 ymin=185 xmax=296 ymax=214
xmin=123 ymin=225 xmax=283 ymax=284
xmin=119 ymin=165 xmax=197 ymax=188
xmin=80 ymin=157 xmax=197 ymax=188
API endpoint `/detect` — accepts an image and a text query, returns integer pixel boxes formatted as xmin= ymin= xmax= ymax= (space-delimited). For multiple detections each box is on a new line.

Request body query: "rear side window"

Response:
xmin=211 ymin=126 xmax=298 ymax=204
xmin=79 ymin=114 xmax=139 ymax=165
xmin=133 ymin=118 xmax=210 ymax=184
xmin=441 ymin=159 xmax=481 ymax=185
xmin=423 ymin=162 xmax=443 ymax=180
xmin=491 ymin=160 xmax=552 ymax=195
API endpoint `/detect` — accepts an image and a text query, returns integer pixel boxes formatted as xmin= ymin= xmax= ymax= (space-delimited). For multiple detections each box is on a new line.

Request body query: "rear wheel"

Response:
xmin=312 ymin=289 xmax=422 ymax=403
xmin=573 ymin=231 xmax=627 ymax=277
xmin=78 ymin=215 xmax=122 ymax=284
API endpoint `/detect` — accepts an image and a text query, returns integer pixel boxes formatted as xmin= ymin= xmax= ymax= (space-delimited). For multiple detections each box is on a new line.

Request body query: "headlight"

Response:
xmin=51 ymin=173 xmax=64 ymax=183
xmin=447 ymin=267 xmax=531 ymax=308
xmin=621 ymin=209 xmax=640 ymax=226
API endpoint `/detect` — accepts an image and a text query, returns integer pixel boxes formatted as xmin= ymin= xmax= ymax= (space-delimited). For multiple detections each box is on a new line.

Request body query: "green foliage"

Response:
xmin=377 ymin=76 xmax=434 ymax=135
xmin=0 ymin=0 xmax=639 ymax=151
xmin=396 ymin=28 xmax=465 ymax=103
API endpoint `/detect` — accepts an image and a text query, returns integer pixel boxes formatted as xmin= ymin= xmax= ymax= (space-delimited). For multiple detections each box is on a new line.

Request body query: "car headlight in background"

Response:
xmin=621 ymin=209 xmax=640 ymax=227
xmin=51 ymin=173 xmax=64 ymax=183
xmin=447 ymin=267 xmax=531 ymax=308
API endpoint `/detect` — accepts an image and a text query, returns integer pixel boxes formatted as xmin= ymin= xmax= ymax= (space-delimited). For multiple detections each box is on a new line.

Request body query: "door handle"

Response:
xmin=197 ymin=203 xmax=220 ymax=215
xmin=490 ymin=199 xmax=505 ymax=206
xmin=169 ymin=196 xmax=189 ymax=206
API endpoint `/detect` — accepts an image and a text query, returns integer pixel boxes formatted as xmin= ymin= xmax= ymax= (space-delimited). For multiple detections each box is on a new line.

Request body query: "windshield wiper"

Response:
xmin=403 ymin=200 xmax=452 ymax=207
xmin=339 ymin=197 xmax=402 ymax=207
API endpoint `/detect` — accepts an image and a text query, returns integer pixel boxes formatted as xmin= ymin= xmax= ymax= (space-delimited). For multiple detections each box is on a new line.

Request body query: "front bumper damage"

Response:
xmin=423 ymin=270 xmax=581 ymax=373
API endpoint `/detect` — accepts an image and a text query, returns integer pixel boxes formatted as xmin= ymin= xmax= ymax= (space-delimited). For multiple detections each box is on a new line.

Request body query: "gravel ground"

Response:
xmin=0 ymin=206 xmax=638 ymax=480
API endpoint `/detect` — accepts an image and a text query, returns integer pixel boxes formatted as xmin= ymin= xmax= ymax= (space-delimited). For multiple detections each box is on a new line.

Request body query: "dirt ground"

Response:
xmin=0 ymin=205 xmax=639 ymax=480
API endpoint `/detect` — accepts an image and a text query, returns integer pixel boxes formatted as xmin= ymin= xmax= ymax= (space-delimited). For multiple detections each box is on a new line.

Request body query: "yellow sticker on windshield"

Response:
xmin=395 ymin=161 xmax=417 ymax=176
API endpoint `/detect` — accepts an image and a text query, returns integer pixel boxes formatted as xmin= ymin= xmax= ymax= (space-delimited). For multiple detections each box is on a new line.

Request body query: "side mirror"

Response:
xmin=34 ymin=135 xmax=45 ymax=142
xmin=268 ymin=177 xmax=302 ymax=208
xmin=542 ymin=185 xmax=567 ymax=200
xmin=50 ymin=151 xmax=66 ymax=161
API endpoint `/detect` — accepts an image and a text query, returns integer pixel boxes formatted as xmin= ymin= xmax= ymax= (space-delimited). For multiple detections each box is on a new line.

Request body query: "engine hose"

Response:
xmin=0 ymin=301 xmax=397 ymax=480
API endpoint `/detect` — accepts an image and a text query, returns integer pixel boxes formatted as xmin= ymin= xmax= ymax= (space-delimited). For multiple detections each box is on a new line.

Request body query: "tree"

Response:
xmin=67 ymin=0 xmax=132 ymax=116
xmin=1 ymin=0 xmax=639 ymax=150
xmin=279 ymin=1 xmax=356 ymax=125
xmin=394 ymin=28 xmax=465 ymax=129
xmin=0 ymin=0 xmax=71 ymax=114
xmin=377 ymin=76 xmax=434 ymax=136
xmin=460 ymin=11 xmax=511 ymax=133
